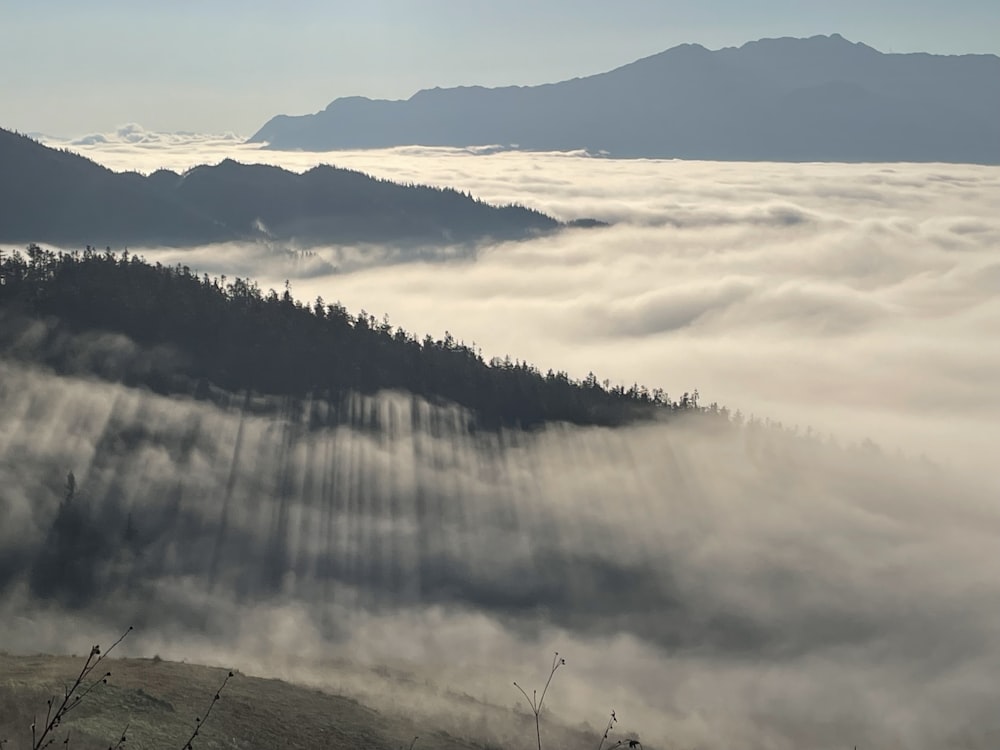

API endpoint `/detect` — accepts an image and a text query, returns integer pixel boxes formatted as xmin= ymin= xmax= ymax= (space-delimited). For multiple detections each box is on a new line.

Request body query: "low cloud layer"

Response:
xmin=5 ymin=133 xmax=998 ymax=747
xmin=45 ymin=134 xmax=997 ymax=471
xmin=47 ymin=124 xmax=244 ymax=158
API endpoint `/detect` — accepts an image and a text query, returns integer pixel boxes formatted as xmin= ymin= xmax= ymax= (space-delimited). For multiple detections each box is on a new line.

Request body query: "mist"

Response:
xmin=1 ymin=355 xmax=997 ymax=749
xmin=53 ymin=131 xmax=997 ymax=472
xmin=3 ymin=131 xmax=998 ymax=747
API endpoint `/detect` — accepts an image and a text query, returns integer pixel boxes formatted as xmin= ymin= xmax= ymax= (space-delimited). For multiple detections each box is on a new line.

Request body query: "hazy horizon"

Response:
xmin=5 ymin=0 xmax=1000 ymax=135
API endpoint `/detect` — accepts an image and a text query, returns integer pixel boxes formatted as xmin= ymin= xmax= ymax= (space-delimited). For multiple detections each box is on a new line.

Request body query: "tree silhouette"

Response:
xmin=0 ymin=247 xmax=718 ymax=429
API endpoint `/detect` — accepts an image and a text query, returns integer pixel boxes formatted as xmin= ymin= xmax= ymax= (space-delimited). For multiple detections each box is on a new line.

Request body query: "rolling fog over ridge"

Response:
xmin=3 ymin=120 xmax=998 ymax=747
xmin=2 ymin=358 xmax=999 ymax=749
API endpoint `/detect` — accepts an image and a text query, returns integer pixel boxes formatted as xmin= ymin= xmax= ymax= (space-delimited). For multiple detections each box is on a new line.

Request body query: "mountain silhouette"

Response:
xmin=0 ymin=129 xmax=569 ymax=247
xmin=249 ymin=34 xmax=1000 ymax=164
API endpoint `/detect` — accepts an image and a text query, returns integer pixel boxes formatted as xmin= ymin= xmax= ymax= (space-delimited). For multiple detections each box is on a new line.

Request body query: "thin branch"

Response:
xmin=536 ymin=652 xmax=565 ymax=715
xmin=32 ymin=627 xmax=133 ymax=750
xmin=512 ymin=681 xmax=535 ymax=712
xmin=597 ymin=710 xmax=618 ymax=750
xmin=107 ymin=722 xmax=129 ymax=750
xmin=178 ymin=670 xmax=234 ymax=749
xmin=513 ymin=652 xmax=565 ymax=750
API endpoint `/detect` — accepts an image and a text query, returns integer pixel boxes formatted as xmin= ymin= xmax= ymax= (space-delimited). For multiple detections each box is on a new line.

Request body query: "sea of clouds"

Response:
xmin=2 ymin=127 xmax=996 ymax=748
xmin=39 ymin=125 xmax=1000 ymax=471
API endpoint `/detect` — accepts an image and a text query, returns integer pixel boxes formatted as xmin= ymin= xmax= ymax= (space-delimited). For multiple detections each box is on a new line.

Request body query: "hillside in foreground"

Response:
xmin=0 ymin=652 xmax=554 ymax=750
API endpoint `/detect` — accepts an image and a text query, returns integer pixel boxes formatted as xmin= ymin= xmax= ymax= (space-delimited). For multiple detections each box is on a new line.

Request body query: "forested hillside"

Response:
xmin=0 ymin=246 xmax=714 ymax=429
xmin=0 ymin=128 xmax=570 ymax=247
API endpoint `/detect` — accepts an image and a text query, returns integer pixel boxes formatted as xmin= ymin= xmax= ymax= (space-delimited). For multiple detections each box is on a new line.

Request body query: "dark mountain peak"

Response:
xmin=181 ymin=157 xmax=246 ymax=176
xmin=146 ymin=168 xmax=182 ymax=192
xmin=323 ymin=95 xmax=377 ymax=111
xmin=735 ymin=33 xmax=880 ymax=55
xmin=619 ymin=41 xmax=710 ymax=71
xmin=303 ymin=163 xmax=337 ymax=176
xmin=1 ymin=127 xmax=114 ymax=175
xmin=1 ymin=127 xmax=45 ymax=149
xmin=412 ymin=84 xmax=494 ymax=102
xmin=208 ymin=157 xmax=279 ymax=173
xmin=740 ymin=32 xmax=854 ymax=48
xmin=670 ymin=41 xmax=710 ymax=54
xmin=247 ymin=34 xmax=1000 ymax=163
xmin=182 ymin=159 xmax=291 ymax=183
xmin=299 ymin=163 xmax=377 ymax=183
xmin=0 ymin=127 xmax=227 ymax=246
xmin=0 ymin=128 xmax=582 ymax=247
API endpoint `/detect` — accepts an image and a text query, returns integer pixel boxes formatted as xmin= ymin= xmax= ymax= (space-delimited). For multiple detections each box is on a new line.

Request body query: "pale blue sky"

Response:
xmin=3 ymin=0 xmax=998 ymax=136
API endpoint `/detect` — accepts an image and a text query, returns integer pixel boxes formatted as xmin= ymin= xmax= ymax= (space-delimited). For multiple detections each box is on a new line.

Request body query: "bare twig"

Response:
xmin=178 ymin=670 xmax=234 ymax=749
xmin=513 ymin=651 xmax=565 ymax=750
xmin=597 ymin=710 xmax=621 ymax=750
xmin=107 ymin=722 xmax=129 ymax=750
xmin=32 ymin=626 xmax=133 ymax=750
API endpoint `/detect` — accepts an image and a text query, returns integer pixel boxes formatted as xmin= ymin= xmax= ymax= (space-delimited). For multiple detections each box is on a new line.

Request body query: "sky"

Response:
xmin=4 ymin=0 xmax=1000 ymax=136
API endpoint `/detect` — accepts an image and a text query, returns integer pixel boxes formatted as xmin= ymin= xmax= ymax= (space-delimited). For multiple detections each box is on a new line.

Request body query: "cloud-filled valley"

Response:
xmin=3 ymin=130 xmax=999 ymax=748
xmin=1 ymin=354 xmax=997 ymax=749
xmin=43 ymin=130 xmax=999 ymax=470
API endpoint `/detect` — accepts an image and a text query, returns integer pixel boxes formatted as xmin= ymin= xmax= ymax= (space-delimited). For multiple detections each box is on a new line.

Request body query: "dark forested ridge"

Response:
xmin=0 ymin=246 xmax=715 ymax=429
xmin=249 ymin=34 xmax=1000 ymax=164
xmin=0 ymin=128 xmax=575 ymax=248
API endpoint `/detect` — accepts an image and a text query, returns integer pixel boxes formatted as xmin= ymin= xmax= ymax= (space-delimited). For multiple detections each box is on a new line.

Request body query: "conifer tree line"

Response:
xmin=0 ymin=245 xmax=723 ymax=429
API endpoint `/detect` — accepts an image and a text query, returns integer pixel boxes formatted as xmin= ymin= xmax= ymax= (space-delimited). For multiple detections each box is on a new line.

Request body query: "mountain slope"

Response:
xmin=248 ymin=34 xmax=1000 ymax=164
xmin=0 ymin=129 xmax=563 ymax=247
xmin=171 ymin=159 xmax=559 ymax=244
xmin=0 ymin=129 xmax=227 ymax=245
xmin=0 ymin=249 xmax=691 ymax=429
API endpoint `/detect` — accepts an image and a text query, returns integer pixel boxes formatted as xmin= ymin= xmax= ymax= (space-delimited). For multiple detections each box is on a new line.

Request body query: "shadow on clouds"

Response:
xmin=0 ymin=358 xmax=997 ymax=748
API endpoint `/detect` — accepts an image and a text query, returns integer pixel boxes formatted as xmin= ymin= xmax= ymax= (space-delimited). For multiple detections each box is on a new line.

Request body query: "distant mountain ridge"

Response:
xmin=0 ymin=128 xmax=568 ymax=247
xmin=249 ymin=34 xmax=1000 ymax=164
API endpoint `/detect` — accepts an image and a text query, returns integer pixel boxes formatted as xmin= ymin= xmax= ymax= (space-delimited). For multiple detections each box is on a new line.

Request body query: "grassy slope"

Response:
xmin=0 ymin=654 xmax=492 ymax=750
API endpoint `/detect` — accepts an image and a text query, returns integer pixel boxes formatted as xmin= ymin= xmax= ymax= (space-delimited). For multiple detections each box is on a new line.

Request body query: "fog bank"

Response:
xmin=1 ymin=359 xmax=998 ymax=748
xmin=4 ymin=131 xmax=996 ymax=748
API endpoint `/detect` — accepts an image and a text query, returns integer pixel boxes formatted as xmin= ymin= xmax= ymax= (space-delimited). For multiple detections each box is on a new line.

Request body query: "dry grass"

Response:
xmin=0 ymin=653 xmax=489 ymax=750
